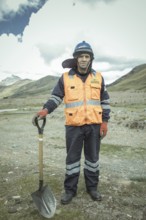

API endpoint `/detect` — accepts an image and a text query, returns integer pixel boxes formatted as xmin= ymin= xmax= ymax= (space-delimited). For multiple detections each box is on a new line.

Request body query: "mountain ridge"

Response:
xmin=108 ymin=63 xmax=146 ymax=91
xmin=0 ymin=79 xmax=32 ymax=99
xmin=11 ymin=75 xmax=59 ymax=98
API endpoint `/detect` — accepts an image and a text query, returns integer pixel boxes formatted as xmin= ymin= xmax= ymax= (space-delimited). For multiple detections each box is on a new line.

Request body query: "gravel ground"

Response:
xmin=0 ymin=91 xmax=146 ymax=220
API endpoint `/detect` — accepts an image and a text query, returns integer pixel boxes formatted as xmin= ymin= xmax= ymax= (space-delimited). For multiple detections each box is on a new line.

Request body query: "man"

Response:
xmin=32 ymin=41 xmax=110 ymax=205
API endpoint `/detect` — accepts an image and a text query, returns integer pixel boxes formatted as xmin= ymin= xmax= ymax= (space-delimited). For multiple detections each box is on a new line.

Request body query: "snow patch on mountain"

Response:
xmin=0 ymin=75 xmax=21 ymax=86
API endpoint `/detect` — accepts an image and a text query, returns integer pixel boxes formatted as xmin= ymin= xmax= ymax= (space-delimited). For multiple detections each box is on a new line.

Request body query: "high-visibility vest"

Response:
xmin=63 ymin=72 xmax=103 ymax=126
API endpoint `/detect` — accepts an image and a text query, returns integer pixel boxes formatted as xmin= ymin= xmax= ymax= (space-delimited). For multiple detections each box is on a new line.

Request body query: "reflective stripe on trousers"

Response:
xmin=84 ymin=159 xmax=99 ymax=172
xmin=66 ymin=161 xmax=80 ymax=175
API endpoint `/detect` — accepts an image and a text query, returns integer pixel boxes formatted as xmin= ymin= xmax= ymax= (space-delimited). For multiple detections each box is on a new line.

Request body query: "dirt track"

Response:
xmin=0 ymin=91 xmax=146 ymax=220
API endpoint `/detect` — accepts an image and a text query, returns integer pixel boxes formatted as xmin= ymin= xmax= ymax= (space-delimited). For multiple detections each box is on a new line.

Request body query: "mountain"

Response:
xmin=11 ymin=75 xmax=59 ymax=98
xmin=108 ymin=64 xmax=146 ymax=91
xmin=0 ymin=75 xmax=21 ymax=86
xmin=0 ymin=79 xmax=32 ymax=99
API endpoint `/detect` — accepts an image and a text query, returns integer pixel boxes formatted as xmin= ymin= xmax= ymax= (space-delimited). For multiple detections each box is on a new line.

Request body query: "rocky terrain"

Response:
xmin=0 ymin=90 xmax=146 ymax=220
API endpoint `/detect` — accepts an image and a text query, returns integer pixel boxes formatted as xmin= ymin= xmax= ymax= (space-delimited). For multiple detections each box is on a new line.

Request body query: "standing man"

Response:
xmin=32 ymin=41 xmax=110 ymax=204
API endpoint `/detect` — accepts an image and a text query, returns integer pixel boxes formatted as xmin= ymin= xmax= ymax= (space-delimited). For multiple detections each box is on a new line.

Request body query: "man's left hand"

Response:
xmin=100 ymin=122 xmax=108 ymax=139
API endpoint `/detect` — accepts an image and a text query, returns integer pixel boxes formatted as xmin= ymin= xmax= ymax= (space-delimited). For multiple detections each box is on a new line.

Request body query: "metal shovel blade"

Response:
xmin=31 ymin=185 xmax=56 ymax=218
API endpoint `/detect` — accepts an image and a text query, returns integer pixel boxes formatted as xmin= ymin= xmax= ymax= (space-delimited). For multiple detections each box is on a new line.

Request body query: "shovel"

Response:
xmin=31 ymin=117 xmax=56 ymax=218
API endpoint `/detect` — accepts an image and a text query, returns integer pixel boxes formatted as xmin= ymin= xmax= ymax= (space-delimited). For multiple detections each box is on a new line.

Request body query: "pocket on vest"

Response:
xmin=66 ymin=86 xmax=78 ymax=101
xmin=90 ymin=84 xmax=100 ymax=100
xmin=93 ymin=108 xmax=102 ymax=123
xmin=65 ymin=109 xmax=80 ymax=125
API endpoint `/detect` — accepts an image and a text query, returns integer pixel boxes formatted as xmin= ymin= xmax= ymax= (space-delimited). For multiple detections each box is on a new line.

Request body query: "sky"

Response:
xmin=0 ymin=0 xmax=146 ymax=84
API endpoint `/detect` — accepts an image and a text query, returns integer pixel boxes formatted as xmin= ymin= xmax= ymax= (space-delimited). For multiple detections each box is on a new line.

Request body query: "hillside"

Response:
xmin=0 ymin=79 xmax=32 ymax=99
xmin=11 ymin=75 xmax=59 ymax=98
xmin=108 ymin=64 xmax=146 ymax=91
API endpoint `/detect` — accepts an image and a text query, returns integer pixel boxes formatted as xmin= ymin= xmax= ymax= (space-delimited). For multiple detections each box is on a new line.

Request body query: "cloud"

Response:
xmin=94 ymin=54 xmax=146 ymax=72
xmin=92 ymin=53 xmax=146 ymax=84
xmin=0 ymin=0 xmax=48 ymax=36
xmin=79 ymin=0 xmax=117 ymax=5
xmin=38 ymin=44 xmax=65 ymax=64
xmin=38 ymin=39 xmax=146 ymax=73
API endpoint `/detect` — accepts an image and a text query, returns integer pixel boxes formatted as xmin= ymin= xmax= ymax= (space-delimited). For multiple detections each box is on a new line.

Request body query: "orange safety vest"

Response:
xmin=63 ymin=71 xmax=103 ymax=126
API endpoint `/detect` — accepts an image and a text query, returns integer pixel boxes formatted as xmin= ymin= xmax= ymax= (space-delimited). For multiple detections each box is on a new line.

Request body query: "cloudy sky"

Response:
xmin=0 ymin=0 xmax=146 ymax=84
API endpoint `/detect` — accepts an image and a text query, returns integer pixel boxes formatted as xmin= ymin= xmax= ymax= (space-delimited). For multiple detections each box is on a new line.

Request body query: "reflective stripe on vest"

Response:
xmin=65 ymin=100 xmax=101 ymax=108
xmin=63 ymin=72 xmax=103 ymax=126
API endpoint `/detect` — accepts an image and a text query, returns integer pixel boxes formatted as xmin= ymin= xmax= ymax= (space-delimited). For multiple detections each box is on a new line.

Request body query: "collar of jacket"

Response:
xmin=68 ymin=68 xmax=96 ymax=76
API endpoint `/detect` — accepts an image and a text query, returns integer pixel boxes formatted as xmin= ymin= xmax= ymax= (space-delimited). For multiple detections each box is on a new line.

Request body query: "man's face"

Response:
xmin=77 ymin=53 xmax=91 ymax=72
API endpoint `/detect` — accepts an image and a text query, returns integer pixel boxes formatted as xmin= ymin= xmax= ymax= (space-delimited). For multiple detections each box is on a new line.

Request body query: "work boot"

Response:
xmin=87 ymin=190 xmax=102 ymax=201
xmin=61 ymin=192 xmax=76 ymax=205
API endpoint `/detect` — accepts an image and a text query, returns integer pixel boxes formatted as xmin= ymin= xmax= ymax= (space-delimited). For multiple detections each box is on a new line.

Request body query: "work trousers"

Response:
xmin=64 ymin=124 xmax=101 ymax=195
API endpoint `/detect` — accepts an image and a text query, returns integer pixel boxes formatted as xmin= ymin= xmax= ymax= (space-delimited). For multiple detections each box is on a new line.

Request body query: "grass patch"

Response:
xmin=130 ymin=177 xmax=146 ymax=182
xmin=101 ymin=143 xmax=146 ymax=159
xmin=101 ymin=143 xmax=127 ymax=154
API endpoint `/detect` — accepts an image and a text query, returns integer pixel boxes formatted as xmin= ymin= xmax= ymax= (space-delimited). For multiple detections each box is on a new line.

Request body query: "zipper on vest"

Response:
xmin=83 ymin=83 xmax=87 ymax=123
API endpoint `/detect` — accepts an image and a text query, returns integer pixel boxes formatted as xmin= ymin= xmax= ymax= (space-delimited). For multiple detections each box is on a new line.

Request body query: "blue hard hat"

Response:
xmin=73 ymin=41 xmax=94 ymax=58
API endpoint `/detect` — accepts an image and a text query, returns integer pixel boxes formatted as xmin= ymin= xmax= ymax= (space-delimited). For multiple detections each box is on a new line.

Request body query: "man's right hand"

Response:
xmin=32 ymin=108 xmax=48 ymax=126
